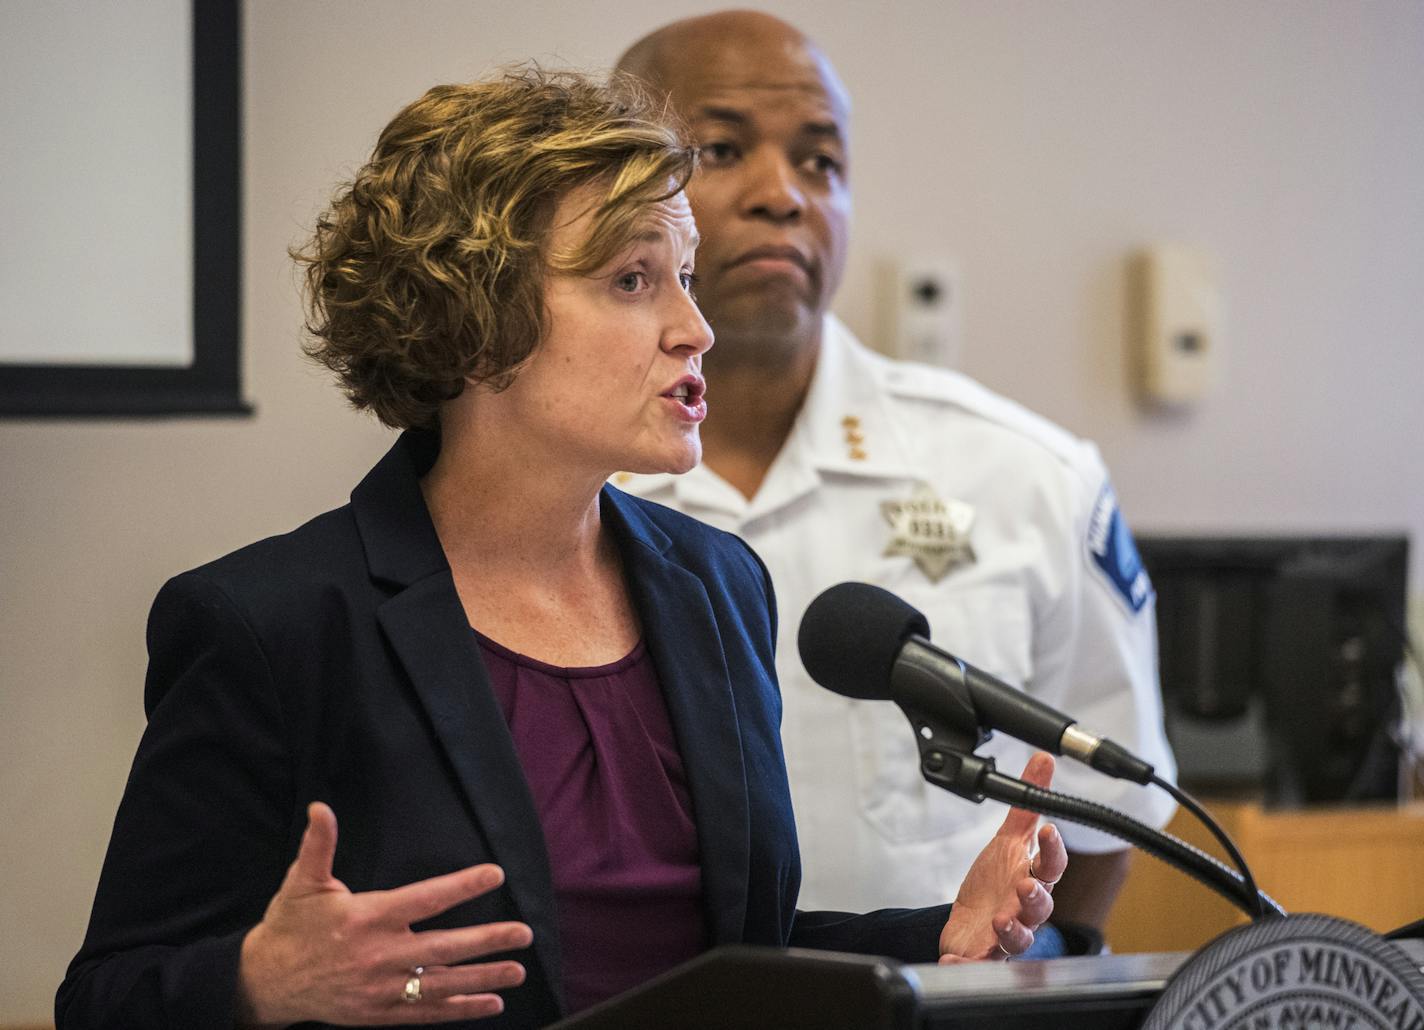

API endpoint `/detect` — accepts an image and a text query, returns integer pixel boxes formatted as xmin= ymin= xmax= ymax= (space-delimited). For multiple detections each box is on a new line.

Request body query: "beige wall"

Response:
xmin=3 ymin=0 xmax=1421 ymax=1021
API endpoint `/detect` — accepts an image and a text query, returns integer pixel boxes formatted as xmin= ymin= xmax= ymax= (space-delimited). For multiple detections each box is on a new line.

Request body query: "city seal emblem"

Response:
xmin=1144 ymin=913 xmax=1424 ymax=1030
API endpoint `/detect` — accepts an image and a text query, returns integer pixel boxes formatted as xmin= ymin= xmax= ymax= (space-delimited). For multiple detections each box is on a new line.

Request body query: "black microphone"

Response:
xmin=798 ymin=581 xmax=1155 ymax=784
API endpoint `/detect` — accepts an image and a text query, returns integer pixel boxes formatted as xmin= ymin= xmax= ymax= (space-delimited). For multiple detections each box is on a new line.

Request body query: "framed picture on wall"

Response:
xmin=0 ymin=0 xmax=246 ymax=417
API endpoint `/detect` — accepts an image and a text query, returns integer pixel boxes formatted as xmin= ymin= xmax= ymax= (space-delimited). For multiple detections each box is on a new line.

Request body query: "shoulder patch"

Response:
xmin=1086 ymin=484 xmax=1152 ymax=613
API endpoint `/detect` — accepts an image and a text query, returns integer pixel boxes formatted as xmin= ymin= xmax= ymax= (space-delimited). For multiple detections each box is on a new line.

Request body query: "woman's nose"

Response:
xmin=664 ymin=288 xmax=714 ymax=356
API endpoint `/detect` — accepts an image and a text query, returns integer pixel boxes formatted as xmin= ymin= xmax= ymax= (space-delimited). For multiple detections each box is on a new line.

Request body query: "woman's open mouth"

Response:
xmin=663 ymin=375 xmax=707 ymax=423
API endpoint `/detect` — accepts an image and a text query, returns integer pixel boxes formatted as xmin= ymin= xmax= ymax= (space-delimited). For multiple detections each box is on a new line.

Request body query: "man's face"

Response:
xmin=659 ymin=39 xmax=851 ymax=358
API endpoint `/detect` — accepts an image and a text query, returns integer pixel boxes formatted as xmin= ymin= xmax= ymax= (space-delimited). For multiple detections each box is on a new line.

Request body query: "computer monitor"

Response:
xmin=1136 ymin=534 xmax=1410 ymax=806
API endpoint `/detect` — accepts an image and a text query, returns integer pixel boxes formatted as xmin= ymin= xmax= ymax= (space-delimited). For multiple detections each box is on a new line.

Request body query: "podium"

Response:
xmin=548 ymin=945 xmax=1184 ymax=1028
xmin=550 ymin=941 xmax=1424 ymax=1029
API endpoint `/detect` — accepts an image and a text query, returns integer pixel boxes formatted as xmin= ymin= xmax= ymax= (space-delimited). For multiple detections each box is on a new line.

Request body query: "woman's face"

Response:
xmin=493 ymin=184 xmax=713 ymax=478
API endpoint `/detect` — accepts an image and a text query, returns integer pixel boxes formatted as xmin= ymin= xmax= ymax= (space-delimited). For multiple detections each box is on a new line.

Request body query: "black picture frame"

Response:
xmin=0 ymin=0 xmax=249 ymax=418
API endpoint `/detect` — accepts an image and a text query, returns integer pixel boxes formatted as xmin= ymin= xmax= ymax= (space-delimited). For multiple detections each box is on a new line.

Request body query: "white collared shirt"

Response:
xmin=616 ymin=315 xmax=1176 ymax=910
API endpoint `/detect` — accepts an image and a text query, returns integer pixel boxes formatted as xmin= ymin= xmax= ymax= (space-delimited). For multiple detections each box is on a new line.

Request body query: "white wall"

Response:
xmin=2 ymin=1 xmax=1420 ymax=1021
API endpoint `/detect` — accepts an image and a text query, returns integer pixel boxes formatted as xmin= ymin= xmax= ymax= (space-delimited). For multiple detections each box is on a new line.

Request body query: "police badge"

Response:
xmin=881 ymin=484 xmax=976 ymax=583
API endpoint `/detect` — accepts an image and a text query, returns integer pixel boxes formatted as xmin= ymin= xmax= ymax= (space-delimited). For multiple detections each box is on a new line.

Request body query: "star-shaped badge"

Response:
xmin=881 ymin=485 xmax=976 ymax=583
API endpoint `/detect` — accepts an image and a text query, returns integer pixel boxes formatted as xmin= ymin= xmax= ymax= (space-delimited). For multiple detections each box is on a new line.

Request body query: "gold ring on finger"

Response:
xmin=401 ymin=966 xmax=424 ymax=1004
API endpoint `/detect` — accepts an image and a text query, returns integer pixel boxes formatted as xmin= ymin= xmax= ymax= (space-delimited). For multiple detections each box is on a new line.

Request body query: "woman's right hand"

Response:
xmin=236 ymin=802 xmax=532 ymax=1027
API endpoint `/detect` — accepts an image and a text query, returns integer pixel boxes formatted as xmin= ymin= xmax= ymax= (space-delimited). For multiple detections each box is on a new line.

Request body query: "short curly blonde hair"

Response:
xmin=294 ymin=68 xmax=695 ymax=430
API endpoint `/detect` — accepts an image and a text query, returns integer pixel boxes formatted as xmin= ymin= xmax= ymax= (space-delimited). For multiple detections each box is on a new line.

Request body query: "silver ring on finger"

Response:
xmin=996 ymin=941 xmax=1013 ymax=959
xmin=1028 ymin=854 xmax=1060 ymax=888
xmin=401 ymin=966 xmax=425 ymax=1004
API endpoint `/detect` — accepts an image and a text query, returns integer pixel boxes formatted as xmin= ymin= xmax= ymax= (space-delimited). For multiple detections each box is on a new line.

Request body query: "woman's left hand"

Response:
xmin=938 ymin=751 xmax=1067 ymax=963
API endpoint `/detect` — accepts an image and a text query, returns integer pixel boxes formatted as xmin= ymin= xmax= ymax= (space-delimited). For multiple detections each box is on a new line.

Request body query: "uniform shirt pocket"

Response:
xmin=848 ymin=582 xmax=1033 ymax=844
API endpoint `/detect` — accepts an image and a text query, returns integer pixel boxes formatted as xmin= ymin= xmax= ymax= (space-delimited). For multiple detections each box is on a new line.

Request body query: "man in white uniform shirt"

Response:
xmin=615 ymin=11 xmax=1176 ymax=933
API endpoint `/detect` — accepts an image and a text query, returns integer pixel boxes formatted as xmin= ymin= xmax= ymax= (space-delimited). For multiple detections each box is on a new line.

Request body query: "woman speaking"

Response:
xmin=56 ymin=69 xmax=1065 ymax=1029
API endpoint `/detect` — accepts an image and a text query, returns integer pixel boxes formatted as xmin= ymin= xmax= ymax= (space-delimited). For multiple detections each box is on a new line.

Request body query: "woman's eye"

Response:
xmin=679 ymin=271 xmax=698 ymax=295
xmin=616 ymin=271 xmax=648 ymax=293
xmin=699 ymin=141 xmax=739 ymax=166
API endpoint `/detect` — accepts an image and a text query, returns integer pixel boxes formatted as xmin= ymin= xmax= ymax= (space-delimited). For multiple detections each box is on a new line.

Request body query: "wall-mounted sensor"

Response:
xmin=878 ymin=257 xmax=962 ymax=368
xmin=1128 ymin=246 xmax=1222 ymax=408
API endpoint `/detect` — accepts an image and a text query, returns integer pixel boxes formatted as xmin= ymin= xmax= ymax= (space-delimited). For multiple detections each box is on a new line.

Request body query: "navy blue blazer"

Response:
xmin=58 ymin=431 xmax=948 ymax=1030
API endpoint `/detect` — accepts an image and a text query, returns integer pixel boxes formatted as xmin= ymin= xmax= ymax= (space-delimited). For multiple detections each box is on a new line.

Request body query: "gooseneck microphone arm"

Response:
xmin=899 ymin=689 xmax=1284 ymax=919
xmin=894 ymin=632 xmax=1270 ymax=919
xmin=978 ymin=767 xmax=1284 ymax=921
xmin=798 ymin=580 xmax=1279 ymax=921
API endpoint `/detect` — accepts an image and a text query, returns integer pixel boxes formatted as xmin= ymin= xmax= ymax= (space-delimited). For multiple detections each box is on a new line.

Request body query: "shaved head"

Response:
xmin=617 ymin=10 xmax=848 ymax=120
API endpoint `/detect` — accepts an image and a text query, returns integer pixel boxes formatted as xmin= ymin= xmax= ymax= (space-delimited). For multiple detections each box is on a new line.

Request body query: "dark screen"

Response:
xmin=1138 ymin=535 xmax=1409 ymax=806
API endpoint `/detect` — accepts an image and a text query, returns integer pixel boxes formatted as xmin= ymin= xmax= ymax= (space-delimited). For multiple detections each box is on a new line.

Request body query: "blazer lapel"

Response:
xmin=603 ymin=489 xmax=752 ymax=946
xmin=377 ymin=578 xmax=562 ymax=999
xmin=354 ymin=433 xmax=562 ymax=1003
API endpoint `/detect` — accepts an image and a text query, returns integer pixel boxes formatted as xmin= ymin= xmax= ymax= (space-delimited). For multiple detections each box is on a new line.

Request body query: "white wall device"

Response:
xmin=1129 ymin=246 xmax=1222 ymax=408
xmin=878 ymin=257 xmax=963 ymax=368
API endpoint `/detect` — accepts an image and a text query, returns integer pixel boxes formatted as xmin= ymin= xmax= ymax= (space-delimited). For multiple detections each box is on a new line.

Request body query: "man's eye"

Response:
xmin=680 ymin=271 xmax=698 ymax=295
xmin=616 ymin=271 xmax=648 ymax=293
xmin=805 ymin=152 xmax=843 ymax=176
xmin=699 ymin=141 xmax=739 ymax=166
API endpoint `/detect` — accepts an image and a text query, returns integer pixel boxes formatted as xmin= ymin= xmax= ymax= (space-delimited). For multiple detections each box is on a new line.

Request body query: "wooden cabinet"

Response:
xmin=1104 ymin=799 xmax=1424 ymax=953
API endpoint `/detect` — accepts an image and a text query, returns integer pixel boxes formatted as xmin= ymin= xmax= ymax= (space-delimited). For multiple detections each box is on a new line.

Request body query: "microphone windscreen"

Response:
xmin=798 ymin=582 xmax=930 ymax=700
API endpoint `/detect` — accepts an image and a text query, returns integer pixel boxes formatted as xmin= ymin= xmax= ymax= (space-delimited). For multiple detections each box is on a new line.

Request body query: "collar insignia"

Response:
xmin=881 ymin=484 xmax=976 ymax=583
xmin=841 ymin=414 xmax=868 ymax=460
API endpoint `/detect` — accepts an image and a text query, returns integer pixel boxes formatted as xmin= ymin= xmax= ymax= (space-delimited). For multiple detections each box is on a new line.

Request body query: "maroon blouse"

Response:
xmin=474 ymin=629 xmax=707 ymax=1013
